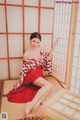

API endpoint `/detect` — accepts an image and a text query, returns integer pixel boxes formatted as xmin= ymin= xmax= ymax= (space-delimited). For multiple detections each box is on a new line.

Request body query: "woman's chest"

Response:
xmin=27 ymin=51 xmax=41 ymax=59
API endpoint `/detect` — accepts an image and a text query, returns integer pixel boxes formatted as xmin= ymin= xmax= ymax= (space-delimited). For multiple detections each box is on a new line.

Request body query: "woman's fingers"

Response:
xmin=54 ymin=37 xmax=61 ymax=45
xmin=56 ymin=37 xmax=61 ymax=42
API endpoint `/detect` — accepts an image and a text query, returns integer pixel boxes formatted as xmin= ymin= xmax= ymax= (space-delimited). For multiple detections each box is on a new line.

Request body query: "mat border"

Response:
xmin=0 ymin=80 xmax=4 ymax=112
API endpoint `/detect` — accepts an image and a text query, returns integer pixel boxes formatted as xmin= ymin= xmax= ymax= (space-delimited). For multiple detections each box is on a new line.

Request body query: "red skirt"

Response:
xmin=7 ymin=66 xmax=43 ymax=103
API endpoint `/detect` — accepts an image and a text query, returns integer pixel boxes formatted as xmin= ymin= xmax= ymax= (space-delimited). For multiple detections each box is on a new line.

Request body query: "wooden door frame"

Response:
xmin=66 ymin=1 xmax=79 ymax=89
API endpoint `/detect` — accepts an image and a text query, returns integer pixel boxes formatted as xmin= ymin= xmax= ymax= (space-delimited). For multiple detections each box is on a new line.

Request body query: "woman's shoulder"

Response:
xmin=23 ymin=49 xmax=30 ymax=55
xmin=23 ymin=49 xmax=31 ymax=61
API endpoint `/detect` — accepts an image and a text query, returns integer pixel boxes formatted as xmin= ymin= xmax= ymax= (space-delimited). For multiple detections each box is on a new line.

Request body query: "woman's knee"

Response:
xmin=33 ymin=77 xmax=49 ymax=87
xmin=33 ymin=77 xmax=53 ymax=90
xmin=46 ymin=82 xmax=53 ymax=91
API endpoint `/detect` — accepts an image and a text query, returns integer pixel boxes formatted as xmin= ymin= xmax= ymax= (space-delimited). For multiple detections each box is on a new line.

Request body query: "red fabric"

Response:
xmin=7 ymin=66 xmax=43 ymax=103
xmin=16 ymin=51 xmax=52 ymax=88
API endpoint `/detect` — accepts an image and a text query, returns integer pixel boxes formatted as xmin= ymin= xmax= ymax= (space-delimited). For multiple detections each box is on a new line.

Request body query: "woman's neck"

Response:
xmin=30 ymin=46 xmax=40 ymax=50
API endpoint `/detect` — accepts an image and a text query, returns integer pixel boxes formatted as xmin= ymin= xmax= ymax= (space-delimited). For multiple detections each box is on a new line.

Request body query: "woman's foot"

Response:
xmin=25 ymin=102 xmax=34 ymax=115
xmin=32 ymin=101 xmax=42 ymax=110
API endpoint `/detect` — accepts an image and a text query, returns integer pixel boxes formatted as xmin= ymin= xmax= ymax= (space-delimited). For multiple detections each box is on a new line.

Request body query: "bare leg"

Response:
xmin=25 ymin=77 xmax=52 ymax=115
xmin=32 ymin=91 xmax=48 ymax=110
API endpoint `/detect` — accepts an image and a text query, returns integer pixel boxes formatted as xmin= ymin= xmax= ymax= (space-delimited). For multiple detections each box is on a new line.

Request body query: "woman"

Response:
xmin=7 ymin=32 xmax=60 ymax=115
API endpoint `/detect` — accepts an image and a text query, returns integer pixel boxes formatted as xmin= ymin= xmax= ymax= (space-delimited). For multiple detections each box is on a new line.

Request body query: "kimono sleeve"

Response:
xmin=42 ymin=51 xmax=52 ymax=75
xmin=14 ymin=61 xmax=31 ymax=89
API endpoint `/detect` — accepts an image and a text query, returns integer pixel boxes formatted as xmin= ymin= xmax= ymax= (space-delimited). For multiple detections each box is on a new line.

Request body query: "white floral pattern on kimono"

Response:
xmin=16 ymin=51 xmax=52 ymax=88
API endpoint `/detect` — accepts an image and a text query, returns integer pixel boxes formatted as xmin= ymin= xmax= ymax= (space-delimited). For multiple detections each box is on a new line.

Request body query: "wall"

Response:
xmin=52 ymin=0 xmax=80 ymax=95
xmin=70 ymin=1 xmax=80 ymax=94
xmin=52 ymin=1 xmax=72 ymax=85
xmin=0 ymin=0 xmax=54 ymax=80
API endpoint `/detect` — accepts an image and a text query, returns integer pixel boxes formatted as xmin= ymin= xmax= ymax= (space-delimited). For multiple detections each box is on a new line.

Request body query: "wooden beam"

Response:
xmin=66 ymin=0 xmax=79 ymax=89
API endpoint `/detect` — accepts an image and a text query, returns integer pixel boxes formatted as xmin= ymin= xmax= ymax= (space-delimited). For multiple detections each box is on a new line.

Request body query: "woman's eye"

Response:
xmin=33 ymin=40 xmax=35 ymax=42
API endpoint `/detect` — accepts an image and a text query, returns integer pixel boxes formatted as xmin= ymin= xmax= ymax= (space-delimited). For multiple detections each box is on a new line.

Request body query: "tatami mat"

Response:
xmin=43 ymin=89 xmax=80 ymax=120
xmin=3 ymin=80 xmax=18 ymax=95
xmin=0 ymin=77 xmax=63 ymax=120
xmin=1 ymin=97 xmax=26 ymax=119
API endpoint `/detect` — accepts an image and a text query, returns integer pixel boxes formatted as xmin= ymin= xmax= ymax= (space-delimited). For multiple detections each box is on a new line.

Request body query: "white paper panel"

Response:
xmin=25 ymin=34 xmax=30 ymax=51
xmin=0 ymin=35 xmax=7 ymax=58
xmin=24 ymin=0 xmax=38 ymax=6
xmin=75 ymin=35 xmax=80 ymax=45
xmin=8 ymin=35 xmax=23 ymax=57
xmin=41 ymin=0 xmax=54 ymax=7
xmin=53 ymin=10 xmax=70 ymax=83
xmin=78 ymin=58 xmax=80 ymax=68
xmin=0 ymin=60 xmax=8 ymax=79
xmin=52 ymin=65 xmax=66 ymax=82
xmin=55 ymin=5 xmax=59 ymax=14
xmin=70 ymin=3 xmax=80 ymax=94
xmin=71 ymin=77 xmax=75 ymax=86
xmin=76 ymin=79 xmax=80 ymax=89
xmin=63 ymin=5 xmax=71 ymax=14
xmin=10 ymin=59 xmax=23 ymax=79
xmin=0 ymin=0 xmax=4 ymax=3
xmin=76 ymin=22 xmax=80 ymax=33
xmin=77 ymin=68 xmax=80 ymax=79
xmin=77 ymin=8 xmax=80 ymax=21
xmin=40 ymin=35 xmax=52 ymax=52
xmin=74 ymin=46 xmax=79 ymax=57
xmin=0 ymin=6 xmax=6 ymax=32
xmin=6 ymin=0 xmax=22 ymax=4
xmin=40 ymin=9 xmax=53 ymax=33
xmin=24 ymin=8 xmax=38 ymax=32
xmin=73 ymin=57 xmax=78 ymax=67
xmin=72 ymin=67 xmax=77 ymax=77
xmin=7 ymin=6 xmax=22 ymax=32
xmin=54 ymin=15 xmax=59 ymax=23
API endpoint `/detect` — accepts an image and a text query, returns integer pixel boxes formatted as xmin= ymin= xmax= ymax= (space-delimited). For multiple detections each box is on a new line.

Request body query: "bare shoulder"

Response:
xmin=23 ymin=50 xmax=28 ymax=56
xmin=39 ymin=47 xmax=44 ymax=52
xmin=23 ymin=49 xmax=30 ymax=60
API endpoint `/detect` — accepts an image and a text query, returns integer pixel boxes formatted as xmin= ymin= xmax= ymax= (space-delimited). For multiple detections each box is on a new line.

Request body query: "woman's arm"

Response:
xmin=23 ymin=52 xmax=29 ymax=61
xmin=23 ymin=54 xmax=27 ymax=61
xmin=50 ymin=37 xmax=61 ymax=56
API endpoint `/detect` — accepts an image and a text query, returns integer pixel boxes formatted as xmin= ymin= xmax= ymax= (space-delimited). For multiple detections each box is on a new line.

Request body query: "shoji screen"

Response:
xmin=0 ymin=3 xmax=8 ymax=80
xmin=0 ymin=0 xmax=23 ymax=80
xmin=24 ymin=0 xmax=54 ymax=52
xmin=70 ymin=2 xmax=80 ymax=95
xmin=52 ymin=1 xmax=72 ymax=85
xmin=0 ymin=0 xmax=54 ymax=80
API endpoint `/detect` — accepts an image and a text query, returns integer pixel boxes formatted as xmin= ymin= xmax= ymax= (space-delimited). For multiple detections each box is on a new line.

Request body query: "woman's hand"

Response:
xmin=50 ymin=37 xmax=61 ymax=56
xmin=54 ymin=37 xmax=61 ymax=47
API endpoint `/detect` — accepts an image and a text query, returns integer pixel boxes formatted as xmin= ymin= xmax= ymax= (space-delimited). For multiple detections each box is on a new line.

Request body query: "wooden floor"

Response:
xmin=37 ymin=89 xmax=80 ymax=120
xmin=1 ymin=77 xmax=63 ymax=120
xmin=0 ymin=77 xmax=80 ymax=120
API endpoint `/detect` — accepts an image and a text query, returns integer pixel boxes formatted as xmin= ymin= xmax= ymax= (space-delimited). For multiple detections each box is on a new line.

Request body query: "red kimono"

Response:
xmin=7 ymin=51 xmax=52 ymax=103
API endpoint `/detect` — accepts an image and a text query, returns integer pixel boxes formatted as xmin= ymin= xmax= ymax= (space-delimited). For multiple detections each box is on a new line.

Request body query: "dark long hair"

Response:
xmin=30 ymin=32 xmax=41 ymax=41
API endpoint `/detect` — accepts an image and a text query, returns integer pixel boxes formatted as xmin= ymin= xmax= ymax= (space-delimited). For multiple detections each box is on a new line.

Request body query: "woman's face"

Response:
xmin=30 ymin=38 xmax=41 ymax=48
